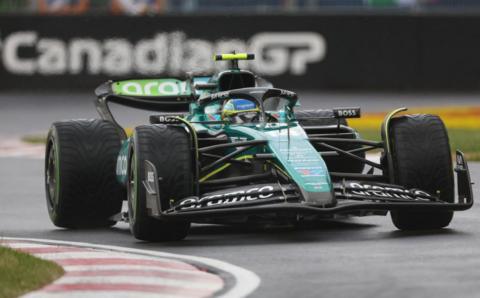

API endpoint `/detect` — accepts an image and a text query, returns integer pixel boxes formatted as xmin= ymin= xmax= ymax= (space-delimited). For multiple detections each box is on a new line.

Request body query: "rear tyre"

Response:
xmin=45 ymin=120 xmax=124 ymax=228
xmin=389 ymin=114 xmax=454 ymax=230
xmin=128 ymin=125 xmax=192 ymax=241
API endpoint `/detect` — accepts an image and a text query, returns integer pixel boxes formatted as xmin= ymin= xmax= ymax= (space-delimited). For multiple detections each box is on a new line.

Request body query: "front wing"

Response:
xmin=143 ymin=151 xmax=473 ymax=221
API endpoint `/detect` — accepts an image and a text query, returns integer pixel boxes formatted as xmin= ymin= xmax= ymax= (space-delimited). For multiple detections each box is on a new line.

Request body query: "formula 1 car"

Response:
xmin=45 ymin=53 xmax=473 ymax=241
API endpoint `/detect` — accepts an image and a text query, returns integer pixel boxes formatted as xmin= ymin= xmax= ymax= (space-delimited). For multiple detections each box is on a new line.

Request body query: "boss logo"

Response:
xmin=333 ymin=108 xmax=361 ymax=118
xmin=280 ymin=89 xmax=296 ymax=98
xmin=151 ymin=114 xmax=183 ymax=124
xmin=157 ymin=116 xmax=178 ymax=122
xmin=210 ymin=91 xmax=229 ymax=100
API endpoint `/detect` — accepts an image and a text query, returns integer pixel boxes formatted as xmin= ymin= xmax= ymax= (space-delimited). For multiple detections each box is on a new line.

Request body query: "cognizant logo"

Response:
xmin=0 ymin=31 xmax=326 ymax=76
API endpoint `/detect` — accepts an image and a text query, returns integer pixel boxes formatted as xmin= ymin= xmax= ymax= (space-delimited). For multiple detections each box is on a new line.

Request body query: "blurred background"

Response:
xmin=0 ymin=0 xmax=478 ymax=159
xmin=1 ymin=0 xmax=480 ymax=15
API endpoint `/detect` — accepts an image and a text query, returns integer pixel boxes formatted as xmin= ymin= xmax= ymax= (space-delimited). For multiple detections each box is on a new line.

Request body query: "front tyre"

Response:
xmin=128 ymin=125 xmax=192 ymax=241
xmin=389 ymin=114 xmax=454 ymax=230
xmin=45 ymin=120 xmax=124 ymax=228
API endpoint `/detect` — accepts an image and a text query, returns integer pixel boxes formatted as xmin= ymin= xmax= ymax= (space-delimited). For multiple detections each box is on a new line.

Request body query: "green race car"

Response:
xmin=45 ymin=53 xmax=473 ymax=241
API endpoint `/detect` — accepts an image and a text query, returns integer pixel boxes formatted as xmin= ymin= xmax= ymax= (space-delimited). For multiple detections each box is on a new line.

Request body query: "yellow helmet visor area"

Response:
xmin=221 ymin=98 xmax=260 ymax=120
xmin=222 ymin=108 xmax=261 ymax=119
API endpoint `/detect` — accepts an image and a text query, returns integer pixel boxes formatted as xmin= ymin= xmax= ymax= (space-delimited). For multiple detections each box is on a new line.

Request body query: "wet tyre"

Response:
xmin=45 ymin=119 xmax=124 ymax=228
xmin=128 ymin=125 xmax=192 ymax=241
xmin=389 ymin=114 xmax=454 ymax=230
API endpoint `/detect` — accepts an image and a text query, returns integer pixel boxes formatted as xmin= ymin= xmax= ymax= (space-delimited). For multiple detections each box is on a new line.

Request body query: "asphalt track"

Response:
xmin=1 ymin=92 xmax=480 ymax=298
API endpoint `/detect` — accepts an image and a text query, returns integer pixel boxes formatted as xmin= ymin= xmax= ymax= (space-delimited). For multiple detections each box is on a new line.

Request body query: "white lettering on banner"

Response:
xmin=250 ymin=32 xmax=326 ymax=75
xmin=103 ymin=38 xmax=133 ymax=75
xmin=3 ymin=31 xmax=37 ymax=74
xmin=0 ymin=31 xmax=327 ymax=77
xmin=37 ymin=38 xmax=67 ymax=75
xmin=69 ymin=38 xmax=102 ymax=74
xmin=134 ymin=33 xmax=168 ymax=75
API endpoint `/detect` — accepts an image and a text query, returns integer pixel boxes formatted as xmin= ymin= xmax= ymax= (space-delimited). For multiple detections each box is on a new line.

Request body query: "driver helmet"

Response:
xmin=222 ymin=98 xmax=260 ymax=124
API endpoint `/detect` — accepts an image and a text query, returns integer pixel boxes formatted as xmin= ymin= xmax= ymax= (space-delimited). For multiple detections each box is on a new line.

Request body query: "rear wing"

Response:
xmin=95 ymin=78 xmax=197 ymax=139
xmin=95 ymin=78 xmax=195 ymax=112
xmin=93 ymin=52 xmax=258 ymax=139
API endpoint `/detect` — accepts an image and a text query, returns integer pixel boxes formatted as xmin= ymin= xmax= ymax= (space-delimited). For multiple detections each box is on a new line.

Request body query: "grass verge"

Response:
xmin=21 ymin=135 xmax=47 ymax=145
xmin=0 ymin=246 xmax=64 ymax=298
xmin=356 ymin=128 xmax=480 ymax=161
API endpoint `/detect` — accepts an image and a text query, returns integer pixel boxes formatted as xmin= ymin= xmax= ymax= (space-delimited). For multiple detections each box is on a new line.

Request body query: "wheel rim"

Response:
xmin=46 ymin=142 xmax=57 ymax=209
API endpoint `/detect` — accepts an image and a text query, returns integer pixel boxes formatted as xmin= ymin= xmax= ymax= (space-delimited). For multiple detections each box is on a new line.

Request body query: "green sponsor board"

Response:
xmin=112 ymin=79 xmax=191 ymax=97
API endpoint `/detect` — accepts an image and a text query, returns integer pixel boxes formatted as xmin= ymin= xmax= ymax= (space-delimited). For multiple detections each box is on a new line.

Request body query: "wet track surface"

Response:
xmin=1 ymin=92 xmax=480 ymax=297
xmin=1 ymin=157 xmax=479 ymax=298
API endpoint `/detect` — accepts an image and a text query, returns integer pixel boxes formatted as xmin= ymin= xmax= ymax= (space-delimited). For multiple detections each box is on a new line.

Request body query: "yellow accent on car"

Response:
xmin=200 ymin=155 xmax=253 ymax=182
xmin=222 ymin=108 xmax=261 ymax=119
xmin=382 ymin=107 xmax=408 ymax=156
xmin=214 ymin=53 xmax=254 ymax=61
xmin=268 ymin=161 xmax=290 ymax=178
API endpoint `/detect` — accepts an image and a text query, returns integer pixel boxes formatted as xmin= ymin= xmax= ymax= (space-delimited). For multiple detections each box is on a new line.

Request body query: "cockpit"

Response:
xmin=201 ymin=91 xmax=295 ymax=124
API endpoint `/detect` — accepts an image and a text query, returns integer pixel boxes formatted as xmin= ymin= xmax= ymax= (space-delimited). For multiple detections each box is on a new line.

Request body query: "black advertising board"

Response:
xmin=0 ymin=14 xmax=479 ymax=91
